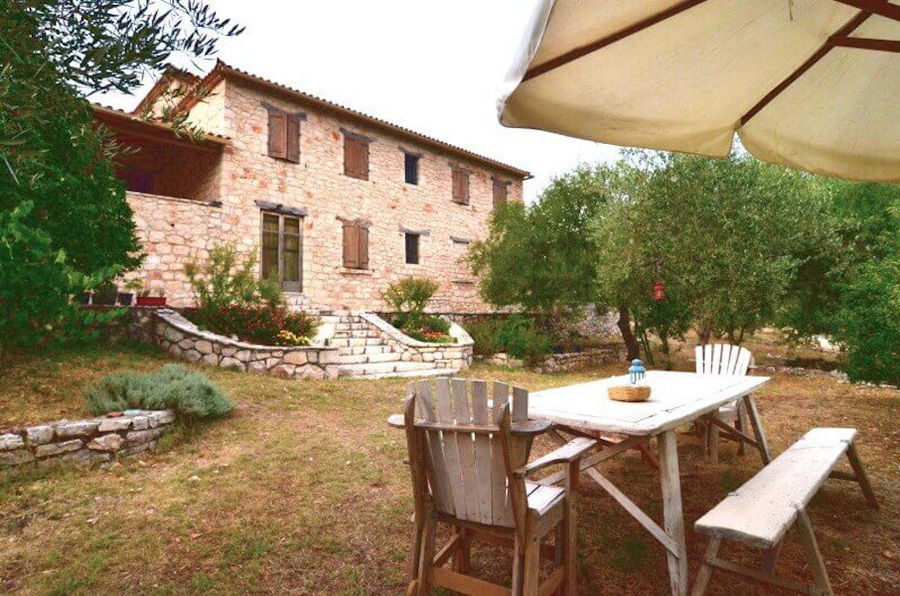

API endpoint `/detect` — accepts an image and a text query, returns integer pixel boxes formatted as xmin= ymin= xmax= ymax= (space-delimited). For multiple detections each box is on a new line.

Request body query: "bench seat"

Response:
xmin=695 ymin=428 xmax=857 ymax=549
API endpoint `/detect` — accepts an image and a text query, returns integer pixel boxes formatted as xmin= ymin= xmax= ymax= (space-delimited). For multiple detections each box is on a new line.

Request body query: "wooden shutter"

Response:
xmin=492 ymin=179 xmax=508 ymax=209
xmin=358 ymin=226 xmax=369 ymax=269
xmin=344 ymin=136 xmax=370 ymax=180
xmin=268 ymin=111 xmax=288 ymax=159
xmin=286 ymin=115 xmax=301 ymax=163
xmin=343 ymin=224 xmax=359 ymax=268
xmin=452 ymin=169 xmax=469 ymax=204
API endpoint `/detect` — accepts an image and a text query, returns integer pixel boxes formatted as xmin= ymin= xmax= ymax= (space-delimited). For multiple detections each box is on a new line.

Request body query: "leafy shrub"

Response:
xmin=382 ymin=277 xmax=439 ymax=332
xmin=185 ymin=244 xmax=282 ymax=314
xmin=496 ymin=315 xmax=552 ymax=364
xmin=831 ymin=256 xmax=900 ymax=384
xmin=465 ymin=318 xmax=502 ymax=356
xmin=85 ymin=364 xmax=234 ymax=420
xmin=422 ymin=316 xmax=451 ymax=334
xmin=195 ymin=304 xmax=318 ymax=346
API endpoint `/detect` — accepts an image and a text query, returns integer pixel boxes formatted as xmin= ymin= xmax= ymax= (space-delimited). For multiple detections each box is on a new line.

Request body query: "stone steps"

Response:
xmin=336 ymin=351 xmax=402 ymax=365
xmin=337 ymin=360 xmax=445 ymax=377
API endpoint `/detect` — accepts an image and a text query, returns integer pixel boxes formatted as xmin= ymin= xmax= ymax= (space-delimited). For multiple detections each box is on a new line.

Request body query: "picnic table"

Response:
xmin=528 ymin=370 xmax=770 ymax=596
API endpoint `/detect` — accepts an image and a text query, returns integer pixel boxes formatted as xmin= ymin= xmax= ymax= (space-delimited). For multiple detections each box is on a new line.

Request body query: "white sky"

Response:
xmin=96 ymin=0 xmax=621 ymax=202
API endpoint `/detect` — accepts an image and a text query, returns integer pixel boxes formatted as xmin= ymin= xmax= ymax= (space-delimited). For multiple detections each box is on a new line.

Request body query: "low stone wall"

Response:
xmin=0 ymin=410 xmax=175 ymax=467
xmin=355 ymin=312 xmax=474 ymax=371
xmin=152 ymin=309 xmax=342 ymax=380
xmin=533 ymin=345 xmax=626 ymax=374
xmin=476 ymin=344 xmax=626 ymax=373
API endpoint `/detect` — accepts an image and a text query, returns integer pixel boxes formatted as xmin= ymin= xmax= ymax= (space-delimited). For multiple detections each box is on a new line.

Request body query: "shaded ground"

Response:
xmin=0 ymin=340 xmax=897 ymax=595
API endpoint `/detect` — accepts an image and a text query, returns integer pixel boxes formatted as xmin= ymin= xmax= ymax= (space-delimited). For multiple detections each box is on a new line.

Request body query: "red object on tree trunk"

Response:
xmin=653 ymin=281 xmax=666 ymax=301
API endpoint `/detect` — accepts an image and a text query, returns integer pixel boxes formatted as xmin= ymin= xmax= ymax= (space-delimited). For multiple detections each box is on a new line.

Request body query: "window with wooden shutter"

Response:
xmin=267 ymin=111 xmax=288 ymax=159
xmin=267 ymin=109 xmax=303 ymax=163
xmin=452 ymin=168 xmax=470 ymax=204
xmin=492 ymin=178 xmax=508 ymax=209
xmin=260 ymin=211 xmax=303 ymax=291
xmin=342 ymin=223 xmax=369 ymax=269
xmin=343 ymin=132 xmax=370 ymax=180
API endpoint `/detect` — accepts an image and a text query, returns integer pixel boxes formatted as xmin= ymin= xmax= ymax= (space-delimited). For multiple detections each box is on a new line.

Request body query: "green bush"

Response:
xmin=496 ymin=315 xmax=552 ymax=364
xmin=185 ymin=244 xmax=283 ymax=314
xmin=465 ymin=318 xmax=502 ymax=356
xmin=85 ymin=364 xmax=235 ymax=420
xmin=831 ymin=256 xmax=900 ymax=384
xmin=381 ymin=277 xmax=439 ymax=332
xmin=422 ymin=316 xmax=451 ymax=334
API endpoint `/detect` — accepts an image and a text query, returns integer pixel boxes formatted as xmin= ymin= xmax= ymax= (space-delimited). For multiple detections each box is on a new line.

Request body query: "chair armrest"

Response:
xmin=517 ymin=437 xmax=597 ymax=478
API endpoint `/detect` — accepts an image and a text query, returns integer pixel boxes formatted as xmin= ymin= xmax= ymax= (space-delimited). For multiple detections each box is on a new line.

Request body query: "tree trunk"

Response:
xmin=617 ymin=305 xmax=640 ymax=360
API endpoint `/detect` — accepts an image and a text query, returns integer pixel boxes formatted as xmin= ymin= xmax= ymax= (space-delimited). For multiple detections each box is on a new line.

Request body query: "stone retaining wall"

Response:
xmin=152 ymin=309 xmax=342 ymax=380
xmin=533 ymin=345 xmax=627 ymax=374
xmin=0 ymin=410 xmax=175 ymax=468
xmin=476 ymin=345 xmax=626 ymax=373
xmin=355 ymin=312 xmax=473 ymax=371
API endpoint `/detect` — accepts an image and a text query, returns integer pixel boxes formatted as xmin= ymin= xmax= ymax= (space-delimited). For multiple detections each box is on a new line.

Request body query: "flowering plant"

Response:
xmin=275 ymin=330 xmax=310 ymax=346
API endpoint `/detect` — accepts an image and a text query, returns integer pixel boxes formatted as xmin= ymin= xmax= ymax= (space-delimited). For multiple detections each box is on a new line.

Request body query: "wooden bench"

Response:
xmin=691 ymin=428 xmax=878 ymax=596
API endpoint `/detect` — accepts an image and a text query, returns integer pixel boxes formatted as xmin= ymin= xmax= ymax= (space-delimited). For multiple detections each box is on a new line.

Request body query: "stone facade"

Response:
xmin=477 ymin=344 xmax=626 ymax=374
xmin=0 ymin=410 xmax=175 ymax=468
xmin=111 ymin=62 xmax=528 ymax=314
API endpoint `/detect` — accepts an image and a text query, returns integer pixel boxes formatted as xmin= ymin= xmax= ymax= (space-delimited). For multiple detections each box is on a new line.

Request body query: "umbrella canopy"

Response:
xmin=499 ymin=0 xmax=900 ymax=182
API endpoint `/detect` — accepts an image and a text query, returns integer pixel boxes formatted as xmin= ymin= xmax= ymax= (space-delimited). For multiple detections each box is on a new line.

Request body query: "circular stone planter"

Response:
xmin=152 ymin=309 xmax=341 ymax=380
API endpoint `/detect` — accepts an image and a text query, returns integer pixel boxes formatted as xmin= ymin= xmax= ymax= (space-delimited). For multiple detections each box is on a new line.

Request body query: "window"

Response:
xmin=404 ymin=233 xmax=419 ymax=265
xmin=261 ymin=212 xmax=302 ymax=291
xmin=404 ymin=152 xmax=419 ymax=185
xmin=267 ymin=110 xmax=303 ymax=163
xmin=451 ymin=167 xmax=470 ymax=205
xmin=342 ymin=222 xmax=369 ymax=269
xmin=342 ymin=129 xmax=371 ymax=180
xmin=492 ymin=178 xmax=508 ymax=209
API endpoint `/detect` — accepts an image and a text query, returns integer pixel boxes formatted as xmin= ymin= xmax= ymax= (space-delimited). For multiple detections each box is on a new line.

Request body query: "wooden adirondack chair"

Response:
xmin=695 ymin=344 xmax=754 ymax=462
xmin=393 ymin=378 xmax=596 ymax=595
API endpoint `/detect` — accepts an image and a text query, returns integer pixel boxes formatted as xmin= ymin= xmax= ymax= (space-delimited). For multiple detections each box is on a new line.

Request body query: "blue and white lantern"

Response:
xmin=628 ymin=359 xmax=646 ymax=386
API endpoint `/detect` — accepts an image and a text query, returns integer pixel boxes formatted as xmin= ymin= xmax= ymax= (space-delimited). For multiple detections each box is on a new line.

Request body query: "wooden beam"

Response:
xmin=832 ymin=36 xmax=900 ymax=52
xmin=739 ymin=11 xmax=871 ymax=127
xmin=832 ymin=0 xmax=900 ymax=21
xmin=523 ymin=0 xmax=710 ymax=81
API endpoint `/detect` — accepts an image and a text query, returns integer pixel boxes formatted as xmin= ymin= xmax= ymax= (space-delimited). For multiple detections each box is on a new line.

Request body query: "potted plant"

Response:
xmin=93 ymin=280 xmax=118 ymax=306
xmin=136 ymin=285 xmax=166 ymax=307
xmin=117 ymin=279 xmax=142 ymax=306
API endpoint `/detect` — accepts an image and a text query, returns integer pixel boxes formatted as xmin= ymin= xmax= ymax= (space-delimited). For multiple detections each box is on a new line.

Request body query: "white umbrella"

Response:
xmin=499 ymin=0 xmax=900 ymax=182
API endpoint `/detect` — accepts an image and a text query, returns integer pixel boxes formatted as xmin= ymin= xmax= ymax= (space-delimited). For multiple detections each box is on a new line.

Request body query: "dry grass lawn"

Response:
xmin=0 ymin=339 xmax=897 ymax=595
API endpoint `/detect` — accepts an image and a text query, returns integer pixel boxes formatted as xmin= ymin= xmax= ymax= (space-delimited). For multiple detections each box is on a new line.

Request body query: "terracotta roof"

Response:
xmin=133 ymin=65 xmax=201 ymax=117
xmin=192 ymin=60 xmax=531 ymax=179
xmin=91 ymin=103 xmax=231 ymax=149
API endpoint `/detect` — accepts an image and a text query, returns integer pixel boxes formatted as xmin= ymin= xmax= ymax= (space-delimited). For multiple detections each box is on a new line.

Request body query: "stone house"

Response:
xmin=95 ymin=61 xmax=530 ymax=314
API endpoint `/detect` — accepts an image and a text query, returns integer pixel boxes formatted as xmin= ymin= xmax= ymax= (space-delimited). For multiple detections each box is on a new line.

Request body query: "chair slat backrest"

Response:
xmin=695 ymin=344 xmax=754 ymax=376
xmin=407 ymin=378 xmax=532 ymax=529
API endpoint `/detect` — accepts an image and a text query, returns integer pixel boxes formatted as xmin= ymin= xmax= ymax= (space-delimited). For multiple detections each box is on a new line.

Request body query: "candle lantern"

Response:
xmin=628 ymin=359 xmax=646 ymax=386
xmin=653 ymin=280 xmax=666 ymax=301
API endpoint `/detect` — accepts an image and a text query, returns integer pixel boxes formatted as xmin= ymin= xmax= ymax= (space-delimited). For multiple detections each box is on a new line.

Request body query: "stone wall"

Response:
xmin=353 ymin=312 xmax=473 ymax=371
xmin=152 ymin=309 xmax=342 ymax=380
xmin=476 ymin=345 xmax=626 ymax=374
xmin=0 ymin=410 xmax=175 ymax=468
xmin=533 ymin=345 xmax=627 ymax=374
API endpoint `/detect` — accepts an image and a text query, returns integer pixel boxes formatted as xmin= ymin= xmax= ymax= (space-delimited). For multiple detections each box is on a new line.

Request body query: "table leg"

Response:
xmin=742 ymin=394 xmax=771 ymax=465
xmin=658 ymin=430 xmax=688 ymax=596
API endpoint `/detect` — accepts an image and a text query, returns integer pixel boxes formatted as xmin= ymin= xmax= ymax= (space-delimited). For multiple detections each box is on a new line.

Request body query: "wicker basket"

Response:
xmin=607 ymin=385 xmax=652 ymax=402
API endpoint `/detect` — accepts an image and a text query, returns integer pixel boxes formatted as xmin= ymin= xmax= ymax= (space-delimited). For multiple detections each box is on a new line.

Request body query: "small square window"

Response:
xmin=405 ymin=233 xmax=419 ymax=265
xmin=404 ymin=153 xmax=419 ymax=185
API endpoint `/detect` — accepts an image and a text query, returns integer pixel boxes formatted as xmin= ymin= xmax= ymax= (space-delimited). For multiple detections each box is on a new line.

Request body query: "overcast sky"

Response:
xmin=96 ymin=0 xmax=621 ymax=201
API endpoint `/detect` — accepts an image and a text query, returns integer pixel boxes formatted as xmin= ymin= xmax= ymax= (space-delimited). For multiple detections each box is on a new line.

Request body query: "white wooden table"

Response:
xmin=528 ymin=370 xmax=771 ymax=596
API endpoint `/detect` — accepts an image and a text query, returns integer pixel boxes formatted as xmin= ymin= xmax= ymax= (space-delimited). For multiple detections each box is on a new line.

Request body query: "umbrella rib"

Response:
xmin=831 ymin=0 xmax=900 ymax=22
xmin=832 ymin=37 xmax=900 ymax=53
xmin=738 ymin=10 xmax=871 ymax=128
xmin=522 ymin=0 xmax=709 ymax=82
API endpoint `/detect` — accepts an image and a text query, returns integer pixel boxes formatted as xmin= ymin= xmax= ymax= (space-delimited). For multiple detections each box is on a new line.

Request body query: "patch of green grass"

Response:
xmin=611 ymin=535 xmax=651 ymax=573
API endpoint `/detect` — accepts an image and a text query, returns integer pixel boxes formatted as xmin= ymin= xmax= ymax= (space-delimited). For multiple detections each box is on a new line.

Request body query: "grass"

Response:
xmin=0 ymin=337 xmax=898 ymax=595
